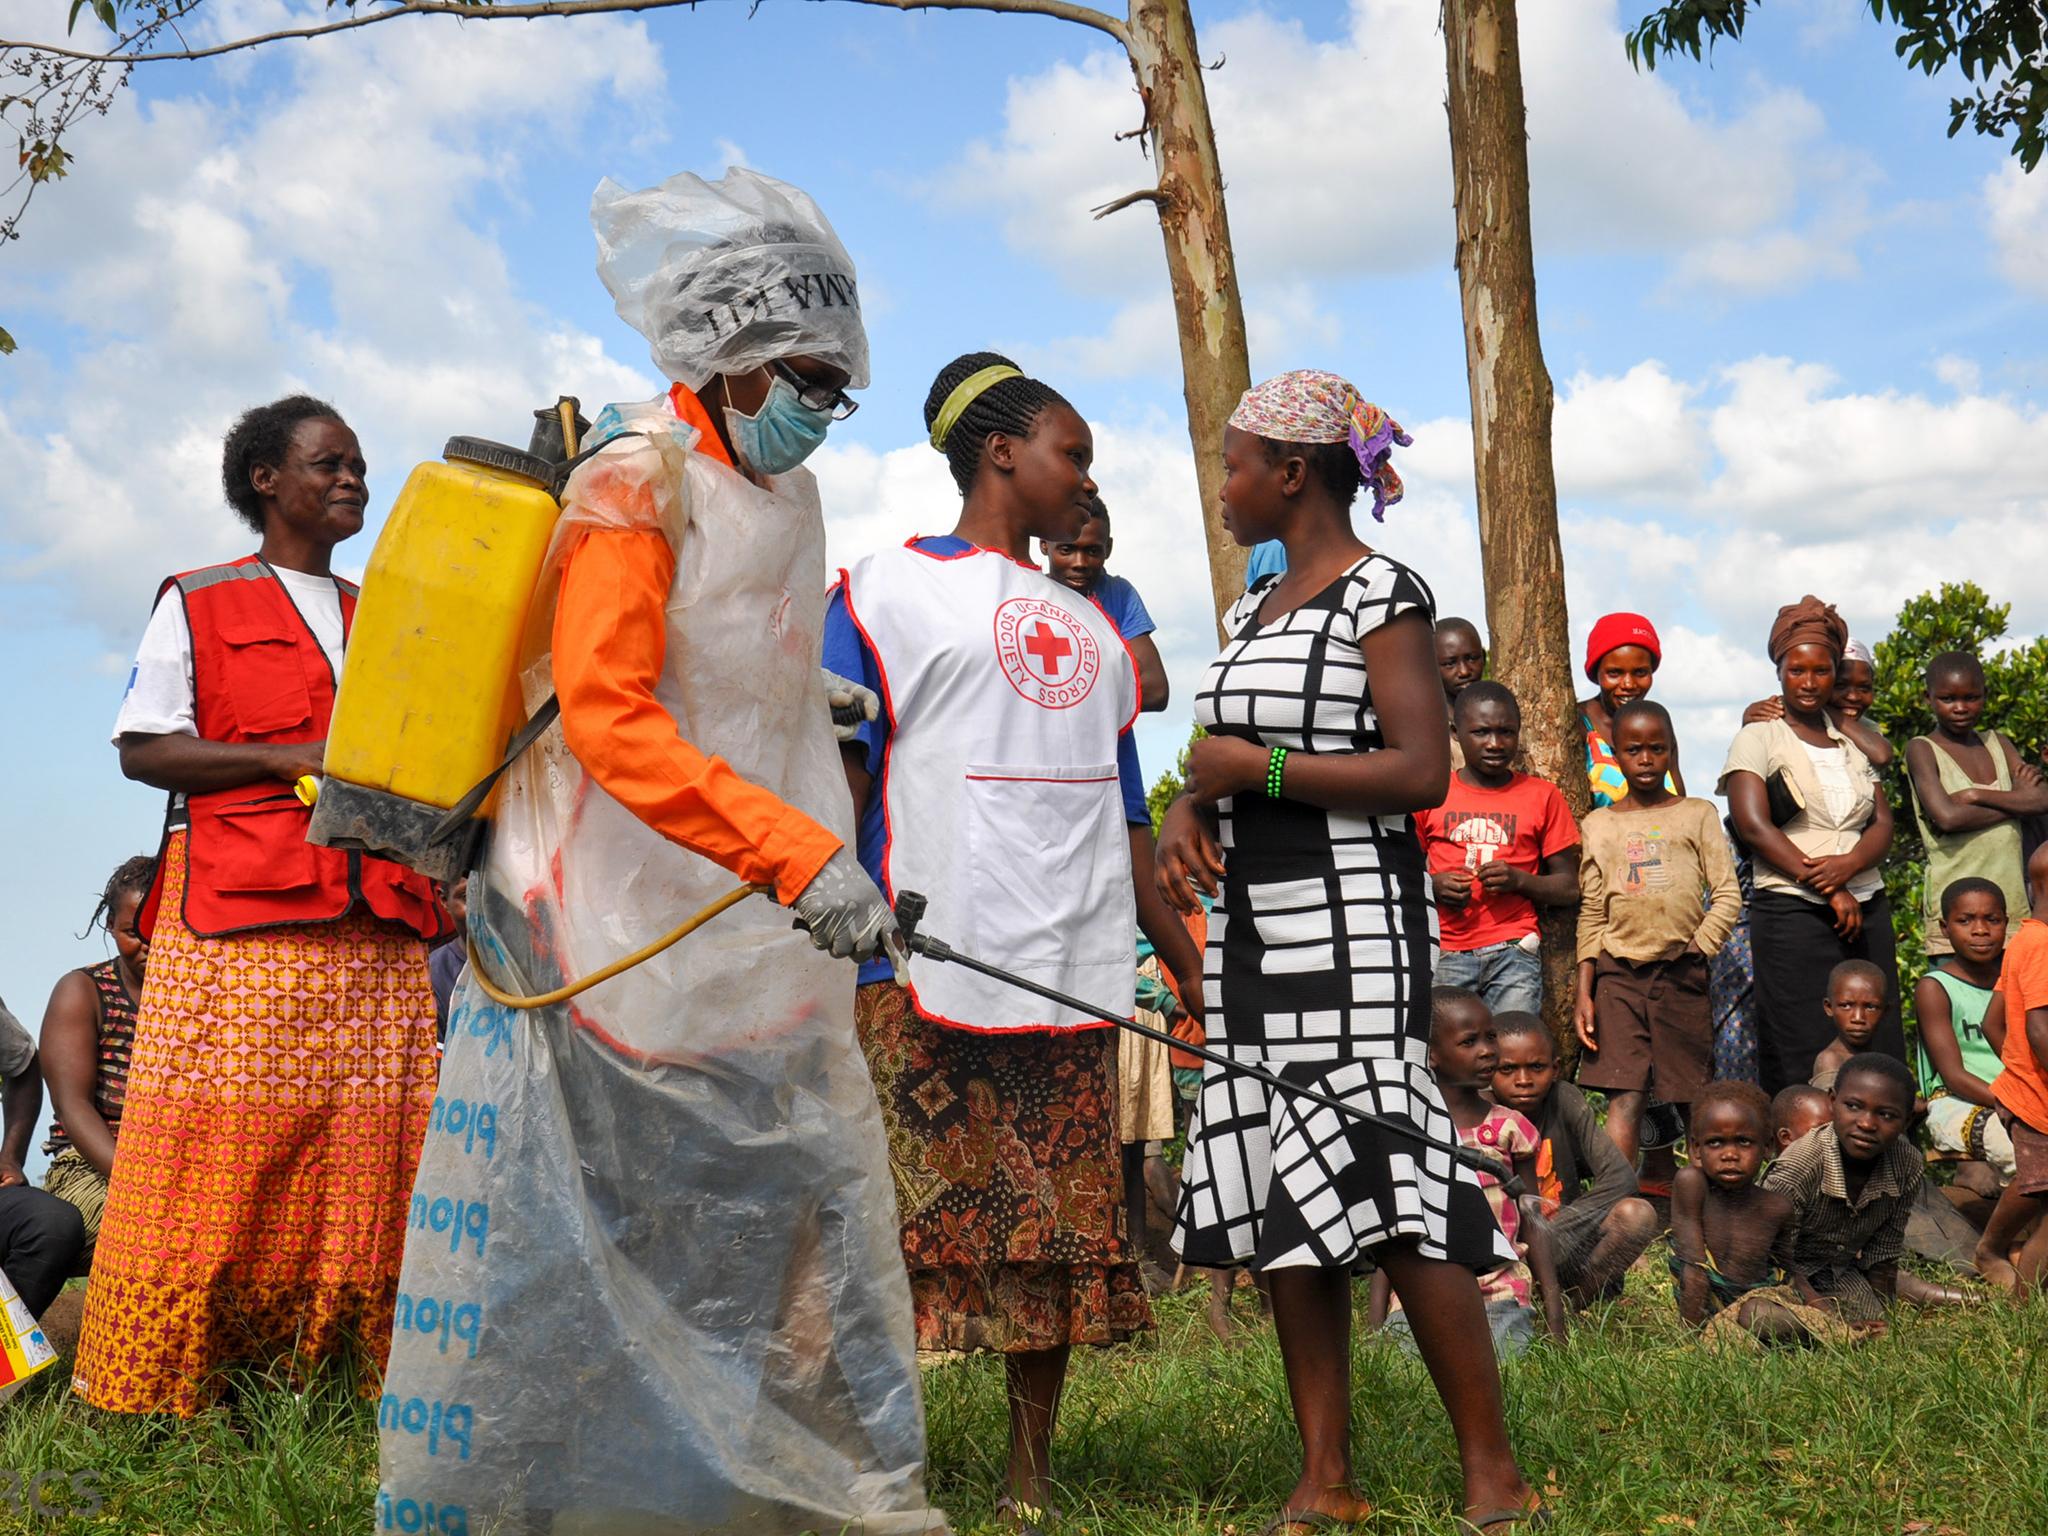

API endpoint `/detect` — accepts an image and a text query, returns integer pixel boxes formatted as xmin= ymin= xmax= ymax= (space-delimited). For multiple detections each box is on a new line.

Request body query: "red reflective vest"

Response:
xmin=136 ymin=556 xmax=449 ymax=942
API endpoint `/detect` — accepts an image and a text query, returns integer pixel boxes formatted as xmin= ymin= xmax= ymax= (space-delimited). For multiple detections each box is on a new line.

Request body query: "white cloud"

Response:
xmin=1934 ymin=354 xmax=1983 ymax=393
xmin=1287 ymin=352 xmax=2048 ymax=758
xmin=0 ymin=2 xmax=664 ymax=636
xmin=1702 ymin=356 xmax=2048 ymax=534
xmin=934 ymin=0 xmax=1849 ymax=299
xmin=1985 ymin=162 xmax=2048 ymax=298
xmin=1553 ymin=362 xmax=1709 ymax=498
xmin=1663 ymin=216 xmax=1863 ymax=296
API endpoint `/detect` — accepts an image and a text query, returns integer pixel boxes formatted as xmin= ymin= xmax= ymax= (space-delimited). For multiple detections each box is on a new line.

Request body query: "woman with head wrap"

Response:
xmin=1157 ymin=370 xmax=1545 ymax=1534
xmin=1580 ymin=611 xmax=1684 ymax=808
xmin=1720 ymin=596 xmax=1901 ymax=1093
xmin=1740 ymin=633 xmax=1894 ymax=769
xmin=378 ymin=168 xmax=938 ymax=1536
xmin=825 ymin=351 xmax=1205 ymax=1529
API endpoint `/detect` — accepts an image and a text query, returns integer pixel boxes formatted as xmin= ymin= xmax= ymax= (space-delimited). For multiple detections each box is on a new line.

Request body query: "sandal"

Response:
xmin=1455 ymin=1501 xmax=1554 ymax=1534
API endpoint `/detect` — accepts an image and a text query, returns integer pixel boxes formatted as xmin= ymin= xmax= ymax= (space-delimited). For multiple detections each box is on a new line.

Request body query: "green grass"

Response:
xmin=2 ymin=1255 xmax=2042 ymax=1534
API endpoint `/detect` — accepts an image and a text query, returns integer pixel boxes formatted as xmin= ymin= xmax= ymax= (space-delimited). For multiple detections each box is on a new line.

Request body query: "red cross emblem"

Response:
xmin=993 ymin=597 xmax=1101 ymax=709
xmin=1022 ymin=620 xmax=1074 ymax=678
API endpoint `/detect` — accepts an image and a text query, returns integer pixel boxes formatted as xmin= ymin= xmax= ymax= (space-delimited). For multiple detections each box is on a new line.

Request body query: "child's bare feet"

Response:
xmin=1895 ymin=1270 xmax=1978 ymax=1307
xmin=1974 ymin=1240 xmax=2022 ymax=1298
xmin=1205 ymin=1271 xmax=1237 ymax=1345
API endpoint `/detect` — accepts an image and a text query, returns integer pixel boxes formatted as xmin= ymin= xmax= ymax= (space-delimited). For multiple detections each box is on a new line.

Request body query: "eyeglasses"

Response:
xmin=772 ymin=359 xmax=859 ymax=421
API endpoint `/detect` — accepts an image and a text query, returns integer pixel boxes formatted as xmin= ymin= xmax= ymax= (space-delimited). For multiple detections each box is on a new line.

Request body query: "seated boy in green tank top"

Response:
xmin=1915 ymin=877 xmax=2016 ymax=1180
xmin=1906 ymin=652 xmax=2048 ymax=956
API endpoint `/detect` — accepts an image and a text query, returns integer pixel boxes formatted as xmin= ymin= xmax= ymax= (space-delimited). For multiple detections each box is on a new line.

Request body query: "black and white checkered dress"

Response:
xmin=1172 ymin=554 xmax=1512 ymax=1273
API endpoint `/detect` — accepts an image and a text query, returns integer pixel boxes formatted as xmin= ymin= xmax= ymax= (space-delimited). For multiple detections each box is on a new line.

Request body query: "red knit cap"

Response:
xmin=1584 ymin=612 xmax=1661 ymax=681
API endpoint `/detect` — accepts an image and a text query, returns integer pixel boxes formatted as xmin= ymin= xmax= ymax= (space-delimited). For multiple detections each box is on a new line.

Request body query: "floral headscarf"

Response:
xmin=1228 ymin=368 xmax=1412 ymax=522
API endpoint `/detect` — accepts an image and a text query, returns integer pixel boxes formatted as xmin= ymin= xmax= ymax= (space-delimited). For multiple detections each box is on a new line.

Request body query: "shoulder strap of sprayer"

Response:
xmin=423 ymin=428 xmax=657 ymax=852
xmin=426 ymin=695 xmax=561 ymax=849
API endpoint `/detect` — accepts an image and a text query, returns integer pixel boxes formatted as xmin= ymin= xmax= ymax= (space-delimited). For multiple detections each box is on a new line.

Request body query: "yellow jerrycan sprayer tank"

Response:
xmin=307 ymin=399 xmax=588 ymax=883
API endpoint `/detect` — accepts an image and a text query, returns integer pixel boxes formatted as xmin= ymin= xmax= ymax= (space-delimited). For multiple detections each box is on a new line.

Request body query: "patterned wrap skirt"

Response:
xmin=853 ymin=982 xmax=1150 ymax=1354
xmin=71 ymin=832 xmax=438 ymax=1416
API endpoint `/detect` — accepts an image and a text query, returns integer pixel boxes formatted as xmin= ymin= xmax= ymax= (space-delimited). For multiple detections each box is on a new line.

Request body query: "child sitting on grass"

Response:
xmin=1771 ymin=1084 xmax=1832 ymax=1154
xmin=1370 ymin=988 xmax=1567 ymax=1356
xmin=1575 ymin=699 xmax=1743 ymax=1175
xmin=1973 ymin=843 xmax=2048 ymax=1296
xmin=1490 ymin=1011 xmax=1656 ymax=1307
xmin=1765 ymin=1052 xmax=1962 ymax=1327
xmin=1917 ymin=877 xmax=2016 ymax=1183
xmin=1809 ymin=959 xmax=1890 ymax=1092
xmin=1670 ymin=1081 xmax=1847 ymax=1347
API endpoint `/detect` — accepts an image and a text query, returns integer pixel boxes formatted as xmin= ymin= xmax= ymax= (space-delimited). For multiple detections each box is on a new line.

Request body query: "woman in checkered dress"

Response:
xmin=1156 ymin=371 xmax=1544 ymax=1533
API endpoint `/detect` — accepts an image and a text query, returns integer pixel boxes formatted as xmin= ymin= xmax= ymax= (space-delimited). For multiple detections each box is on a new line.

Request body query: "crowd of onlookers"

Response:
xmin=1105 ymin=567 xmax=2048 ymax=1351
xmin=7 ymin=514 xmax=2044 ymax=1385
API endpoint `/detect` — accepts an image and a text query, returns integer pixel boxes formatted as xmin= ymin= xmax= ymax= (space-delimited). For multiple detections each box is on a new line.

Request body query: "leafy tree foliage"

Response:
xmin=1146 ymin=725 xmax=1203 ymax=834
xmin=1629 ymin=1 xmax=2048 ymax=170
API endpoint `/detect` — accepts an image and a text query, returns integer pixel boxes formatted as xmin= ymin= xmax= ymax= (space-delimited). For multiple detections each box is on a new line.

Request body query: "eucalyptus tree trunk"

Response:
xmin=1119 ymin=0 xmax=1253 ymax=631
xmin=1443 ymin=0 xmax=1586 ymax=1051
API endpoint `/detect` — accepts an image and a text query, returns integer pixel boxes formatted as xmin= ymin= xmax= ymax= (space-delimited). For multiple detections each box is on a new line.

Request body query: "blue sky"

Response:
xmin=1 ymin=0 xmax=2044 ymax=1159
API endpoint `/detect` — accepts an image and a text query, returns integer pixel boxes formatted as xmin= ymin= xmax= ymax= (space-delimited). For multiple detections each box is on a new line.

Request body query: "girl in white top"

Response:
xmin=1720 ymin=596 xmax=1899 ymax=1093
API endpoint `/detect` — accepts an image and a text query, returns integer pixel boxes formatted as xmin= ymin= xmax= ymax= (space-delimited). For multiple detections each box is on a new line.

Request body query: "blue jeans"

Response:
xmin=1435 ymin=939 xmax=1543 ymax=1017
xmin=1385 ymin=1295 xmax=1538 ymax=1361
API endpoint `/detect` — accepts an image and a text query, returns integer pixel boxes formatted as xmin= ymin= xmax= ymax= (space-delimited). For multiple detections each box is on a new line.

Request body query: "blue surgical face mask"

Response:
xmin=724 ymin=376 xmax=834 ymax=476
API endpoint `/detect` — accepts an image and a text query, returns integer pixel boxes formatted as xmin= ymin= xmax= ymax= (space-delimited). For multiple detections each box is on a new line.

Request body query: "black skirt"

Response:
xmin=1748 ymin=889 xmax=1903 ymax=1095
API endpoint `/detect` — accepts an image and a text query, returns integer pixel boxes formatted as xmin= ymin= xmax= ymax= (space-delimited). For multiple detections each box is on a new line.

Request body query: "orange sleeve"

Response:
xmin=552 ymin=526 xmax=841 ymax=905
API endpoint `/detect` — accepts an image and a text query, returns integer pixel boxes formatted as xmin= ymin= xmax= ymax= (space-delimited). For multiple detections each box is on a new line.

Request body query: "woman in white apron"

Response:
xmin=378 ymin=168 xmax=939 ymax=1536
xmin=826 ymin=352 xmax=1203 ymax=1530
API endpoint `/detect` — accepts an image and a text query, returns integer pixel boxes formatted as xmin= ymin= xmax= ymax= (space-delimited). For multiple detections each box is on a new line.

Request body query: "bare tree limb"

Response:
xmin=1090 ymin=186 xmax=1166 ymax=218
xmin=1 ymin=0 xmax=1128 ymax=64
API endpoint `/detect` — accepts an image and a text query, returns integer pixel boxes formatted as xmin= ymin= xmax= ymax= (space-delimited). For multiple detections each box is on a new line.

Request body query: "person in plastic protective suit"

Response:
xmin=377 ymin=168 xmax=942 ymax=1536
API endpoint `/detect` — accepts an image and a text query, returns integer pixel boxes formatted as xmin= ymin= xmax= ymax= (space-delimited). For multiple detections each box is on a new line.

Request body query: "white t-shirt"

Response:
xmin=113 ymin=565 xmax=346 ymax=743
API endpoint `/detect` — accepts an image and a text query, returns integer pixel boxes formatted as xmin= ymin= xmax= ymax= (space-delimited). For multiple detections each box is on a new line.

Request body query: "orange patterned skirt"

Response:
xmin=71 ymin=832 xmax=438 ymax=1416
xmin=854 ymin=981 xmax=1150 ymax=1355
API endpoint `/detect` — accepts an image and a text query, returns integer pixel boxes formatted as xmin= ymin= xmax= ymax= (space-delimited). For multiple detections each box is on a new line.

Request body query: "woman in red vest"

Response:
xmin=73 ymin=395 xmax=448 ymax=1416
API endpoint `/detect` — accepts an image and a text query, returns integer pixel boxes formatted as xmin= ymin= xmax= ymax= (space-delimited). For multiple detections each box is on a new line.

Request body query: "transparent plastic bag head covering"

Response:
xmin=593 ymin=166 xmax=869 ymax=391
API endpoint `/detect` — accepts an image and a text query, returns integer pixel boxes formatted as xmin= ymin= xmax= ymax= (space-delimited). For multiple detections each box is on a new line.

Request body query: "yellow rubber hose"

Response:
xmin=466 ymin=883 xmax=769 ymax=1010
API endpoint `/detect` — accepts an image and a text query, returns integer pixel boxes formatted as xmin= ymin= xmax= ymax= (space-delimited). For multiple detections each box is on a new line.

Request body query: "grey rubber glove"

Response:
xmin=792 ymin=848 xmax=906 ymax=981
xmin=823 ymin=668 xmax=880 ymax=742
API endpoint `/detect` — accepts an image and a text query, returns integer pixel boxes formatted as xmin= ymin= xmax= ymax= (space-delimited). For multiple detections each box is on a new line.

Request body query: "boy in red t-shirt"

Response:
xmin=1418 ymin=680 xmax=1581 ymax=1015
xmin=1973 ymin=842 xmax=2048 ymax=1296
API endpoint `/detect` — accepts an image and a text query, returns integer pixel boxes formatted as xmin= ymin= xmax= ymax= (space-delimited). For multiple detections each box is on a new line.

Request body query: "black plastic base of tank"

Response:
xmin=308 ymin=779 xmax=472 ymax=885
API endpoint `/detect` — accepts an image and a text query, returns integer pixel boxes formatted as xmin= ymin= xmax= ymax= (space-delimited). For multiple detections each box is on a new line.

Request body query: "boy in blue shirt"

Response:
xmin=1041 ymin=494 xmax=1168 ymax=712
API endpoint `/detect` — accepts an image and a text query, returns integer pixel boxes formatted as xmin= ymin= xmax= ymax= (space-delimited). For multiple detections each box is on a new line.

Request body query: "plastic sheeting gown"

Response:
xmin=378 ymin=173 xmax=936 ymax=1536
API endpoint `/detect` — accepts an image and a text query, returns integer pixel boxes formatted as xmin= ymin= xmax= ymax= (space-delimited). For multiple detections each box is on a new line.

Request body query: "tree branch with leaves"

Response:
xmin=1628 ymin=1 xmax=2048 ymax=171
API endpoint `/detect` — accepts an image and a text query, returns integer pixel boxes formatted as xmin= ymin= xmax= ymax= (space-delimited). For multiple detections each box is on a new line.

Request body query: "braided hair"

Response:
xmin=221 ymin=395 xmax=346 ymax=533
xmin=84 ymin=854 xmax=157 ymax=939
xmin=923 ymin=351 xmax=1073 ymax=495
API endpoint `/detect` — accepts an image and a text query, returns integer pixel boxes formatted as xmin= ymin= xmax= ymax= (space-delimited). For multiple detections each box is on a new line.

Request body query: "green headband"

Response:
xmin=929 ymin=364 xmax=1024 ymax=451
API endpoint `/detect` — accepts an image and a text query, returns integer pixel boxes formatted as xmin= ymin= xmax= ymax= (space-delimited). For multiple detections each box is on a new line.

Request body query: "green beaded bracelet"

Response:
xmin=1266 ymin=745 xmax=1288 ymax=797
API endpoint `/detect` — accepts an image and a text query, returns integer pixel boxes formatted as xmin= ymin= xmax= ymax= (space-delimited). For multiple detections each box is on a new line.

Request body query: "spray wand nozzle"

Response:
xmin=885 ymin=890 xmax=1518 ymax=1197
